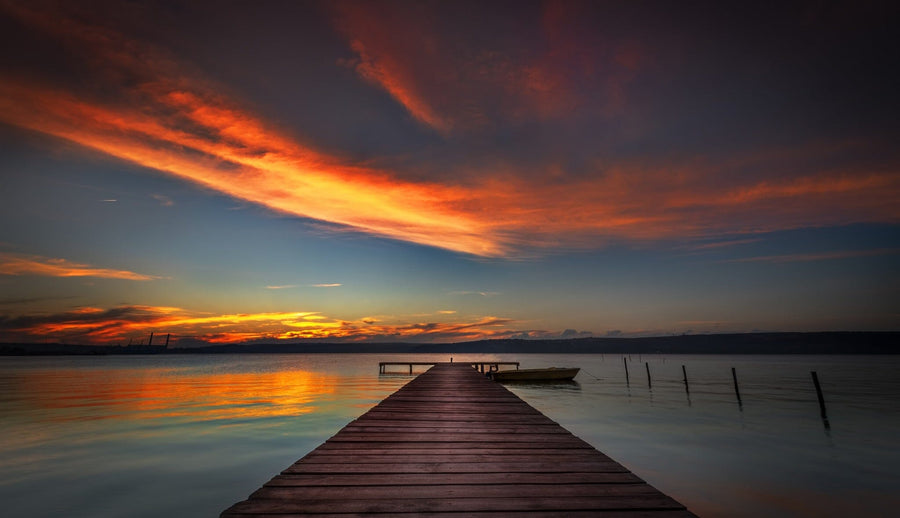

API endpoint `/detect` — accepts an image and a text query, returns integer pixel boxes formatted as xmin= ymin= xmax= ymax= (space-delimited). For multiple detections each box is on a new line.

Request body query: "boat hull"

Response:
xmin=490 ymin=367 xmax=580 ymax=382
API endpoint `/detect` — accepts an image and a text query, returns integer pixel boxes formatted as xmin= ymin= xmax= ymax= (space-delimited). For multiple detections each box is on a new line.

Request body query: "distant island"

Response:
xmin=1 ymin=332 xmax=897 ymax=355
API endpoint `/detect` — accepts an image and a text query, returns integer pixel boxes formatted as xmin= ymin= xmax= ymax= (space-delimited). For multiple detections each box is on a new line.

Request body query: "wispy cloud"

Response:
xmin=267 ymin=283 xmax=341 ymax=289
xmin=150 ymin=194 xmax=174 ymax=206
xmin=437 ymin=310 xmax=457 ymax=315
xmin=450 ymin=290 xmax=500 ymax=297
xmin=0 ymin=252 xmax=161 ymax=281
xmin=724 ymin=248 xmax=900 ymax=264
xmin=683 ymin=238 xmax=764 ymax=251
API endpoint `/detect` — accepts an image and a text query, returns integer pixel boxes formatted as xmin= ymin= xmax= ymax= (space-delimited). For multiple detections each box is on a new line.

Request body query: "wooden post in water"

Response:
xmin=731 ymin=367 xmax=742 ymax=406
xmin=645 ymin=362 xmax=652 ymax=389
xmin=164 ymin=334 xmax=170 ymax=347
xmin=148 ymin=332 xmax=153 ymax=346
xmin=811 ymin=371 xmax=830 ymax=429
xmin=623 ymin=357 xmax=630 ymax=386
xmin=682 ymin=365 xmax=690 ymax=394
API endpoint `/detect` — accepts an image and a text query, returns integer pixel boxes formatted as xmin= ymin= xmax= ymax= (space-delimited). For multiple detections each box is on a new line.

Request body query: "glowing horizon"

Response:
xmin=0 ymin=304 xmax=519 ymax=345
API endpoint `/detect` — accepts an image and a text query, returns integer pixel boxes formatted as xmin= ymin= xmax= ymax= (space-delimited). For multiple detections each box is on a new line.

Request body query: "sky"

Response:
xmin=0 ymin=0 xmax=898 ymax=346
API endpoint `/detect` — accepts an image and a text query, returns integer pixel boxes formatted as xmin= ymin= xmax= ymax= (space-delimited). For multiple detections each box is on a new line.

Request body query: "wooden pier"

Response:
xmin=221 ymin=363 xmax=696 ymax=517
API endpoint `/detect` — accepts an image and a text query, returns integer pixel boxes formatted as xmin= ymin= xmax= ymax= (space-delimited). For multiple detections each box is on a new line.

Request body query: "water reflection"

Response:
xmin=7 ymin=366 xmax=339 ymax=422
xmin=0 ymin=355 xmax=411 ymax=518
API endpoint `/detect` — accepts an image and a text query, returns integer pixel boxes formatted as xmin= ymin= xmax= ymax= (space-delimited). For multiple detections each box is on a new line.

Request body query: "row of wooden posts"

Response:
xmin=623 ymin=357 xmax=830 ymax=428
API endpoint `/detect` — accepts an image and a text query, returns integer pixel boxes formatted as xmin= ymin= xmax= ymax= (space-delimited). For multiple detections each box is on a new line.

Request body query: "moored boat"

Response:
xmin=490 ymin=367 xmax=579 ymax=382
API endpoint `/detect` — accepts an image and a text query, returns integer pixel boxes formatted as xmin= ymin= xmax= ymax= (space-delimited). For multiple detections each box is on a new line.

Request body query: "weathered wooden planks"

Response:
xmin=221 ymin=363 xmax=697 ymax=517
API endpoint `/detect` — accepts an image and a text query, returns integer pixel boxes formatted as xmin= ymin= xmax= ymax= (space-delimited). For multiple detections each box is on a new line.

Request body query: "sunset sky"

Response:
xmin=1 ymin=0 xmax=897 ymax=346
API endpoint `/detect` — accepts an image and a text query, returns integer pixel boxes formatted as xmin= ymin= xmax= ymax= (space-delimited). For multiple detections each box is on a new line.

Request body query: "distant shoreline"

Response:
xmin=2 ymin=331 xmax=897 ymax=356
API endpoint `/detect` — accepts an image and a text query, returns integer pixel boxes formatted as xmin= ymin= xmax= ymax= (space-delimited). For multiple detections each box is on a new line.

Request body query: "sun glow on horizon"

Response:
xmin=0 ymin=304 xmax=520 ymax=345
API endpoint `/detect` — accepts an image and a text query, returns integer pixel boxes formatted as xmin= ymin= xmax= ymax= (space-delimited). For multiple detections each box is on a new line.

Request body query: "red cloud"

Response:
xmin=332 ymin=1 xmax=643 ymax=132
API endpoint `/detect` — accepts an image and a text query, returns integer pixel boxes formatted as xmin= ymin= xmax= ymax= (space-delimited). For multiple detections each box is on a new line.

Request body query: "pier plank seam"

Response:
xmin=222 ymin=363 xmax=697 ymax=517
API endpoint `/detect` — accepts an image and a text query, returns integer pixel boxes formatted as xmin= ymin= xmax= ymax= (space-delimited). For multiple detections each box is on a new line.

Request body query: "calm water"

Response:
xmin=1 ymin=353 xmax=898 ymax=517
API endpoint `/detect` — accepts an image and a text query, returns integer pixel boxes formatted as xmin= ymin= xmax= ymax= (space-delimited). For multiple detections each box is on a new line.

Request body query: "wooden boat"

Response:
xmin=490 ymin=367 xmax=580 ymax=382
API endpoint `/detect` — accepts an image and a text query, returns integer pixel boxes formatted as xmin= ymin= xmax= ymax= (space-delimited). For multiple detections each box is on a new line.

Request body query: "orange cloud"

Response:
xmin=0 ymin=79 xmax=504 ymax=257
xmin=0 ymin=305 xmax=519 ymax=345
xmin=0 ymin=3 xmax=504 ymax=256
xmin=0 ymin=253 xmax=161 ymax=280
xmin=468 ymin=154 xmax=899 ymax=247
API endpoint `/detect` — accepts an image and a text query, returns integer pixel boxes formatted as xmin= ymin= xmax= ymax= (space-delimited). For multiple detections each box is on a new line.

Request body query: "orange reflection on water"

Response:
xmin=14 ymin=366 xmax=339 ymax=423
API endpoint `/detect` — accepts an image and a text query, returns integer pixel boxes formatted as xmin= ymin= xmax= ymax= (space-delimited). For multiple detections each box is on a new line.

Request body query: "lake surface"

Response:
xmin=1 ymin=353 xmax=898 ymax=517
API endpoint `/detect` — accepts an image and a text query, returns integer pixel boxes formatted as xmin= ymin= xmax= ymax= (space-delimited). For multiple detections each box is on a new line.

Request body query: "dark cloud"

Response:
xmin=0 ymin=306 xmax=146 ymax=329
xmin=0 ymin=295 xmax=79 ymax=306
